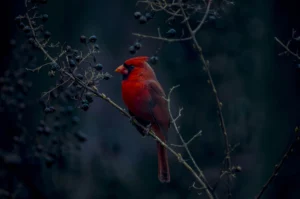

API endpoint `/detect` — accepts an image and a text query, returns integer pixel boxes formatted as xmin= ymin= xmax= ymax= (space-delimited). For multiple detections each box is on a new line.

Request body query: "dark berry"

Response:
xmin=74 ymin=131 xmax=87 ymax=142
xmin=42 ymin=14 xmax=49 ymax=22
xmin=81 ymin=99 xmax=89 ymax=104
xmin=28 ymin=37 xmax=35 ymax=44
xmin=129 ymin=46 xmax=136 ymax=54
xmin=15 ymin=16 xmax=22 ymax=23
xmin=69 ymin=59 xmax=76 ymax=67
xmin=94 ymin=63 xmax=103 ymax=71
xmin=51 ymin=63 xmax=59 ymax=71
xmin=66 ymin=45 xmax=72 ymax=53
xmin=139 ymin=16 xmax=147 ymax=24
xmin=85 ymin=93 xmax=93 ymax=103
xmin=134 ymin=11 xmax=142 ymax=19
xmin=72 ymin=116 xmax=80 ymax=124
xmin=18 ymin=22 xmax=25 ymax=29
xmin=94 ymin=44 xmax=100 ymax=50
xmin=23 ymin=26 xmax=31 ymax=33
xmin=76 ymin=74 xmax=83 ymax=80
xmin=149 ymin=56 xmax=159 ymax=65
xmin=81 ymin=103 xmax=89 ymax=111
xmin=103 ymin=73 xmax=111 ymax=80
xmin=75 ymin=55 xmax=82 ymax=62
xmin=45 ymin=156 xmax=55 ymax=168
xmin=49 ymin=106 xmax=56 ymax=112
xmin=145 ymin=13 xmax=153 ymax=20
xmin=80 ymin=35 xmax=87 ymax=43
xmin=44 ymin=31 xmax=51 ymax=39
xmin=166 ymin=28 xmax=176 ymax=37
xmin=73 ymin=50 xmax=79 ymax=56
xmin=44 ymin=107 xmax=51 ymax=113
xmin=209 ymin=15 xmax=216 ymax=20
xmin=89 ymin=35 xmax=97 ymax=43
xmin=134 ymin=42 xmax=142 ymax=50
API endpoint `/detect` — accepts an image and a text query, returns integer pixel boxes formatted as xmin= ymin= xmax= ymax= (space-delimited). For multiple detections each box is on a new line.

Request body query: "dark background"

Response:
xmin=1 ymin=0 xmax=300 ymax=199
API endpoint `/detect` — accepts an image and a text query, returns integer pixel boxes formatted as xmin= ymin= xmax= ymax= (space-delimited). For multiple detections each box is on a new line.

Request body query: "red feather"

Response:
xmin=116 ymin=57 xmax=171 ymax=183
xmin=124 ymin=56 xmax=149 ymax=67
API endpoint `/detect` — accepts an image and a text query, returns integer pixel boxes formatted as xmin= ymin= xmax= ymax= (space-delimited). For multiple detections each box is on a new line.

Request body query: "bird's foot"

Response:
xmin=129 ymin=116 xmax=136 ymax=124
xmin=143 ymin=124 xmax=152 ymax=136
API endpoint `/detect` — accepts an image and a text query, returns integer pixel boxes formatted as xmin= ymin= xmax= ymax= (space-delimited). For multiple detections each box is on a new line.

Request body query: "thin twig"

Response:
xmin=25 ymin=62 xmax=52 ymax=72
xmin=255 ymin=135 xmax=300 ymax=199
xmin=166 ymin=85 xmax=216 ymax=199
xmin=274 ymin=37 xmax=300 ymax=60
xmin=180 ymin=1 xmax=233 ymax=197
xmin=171 ymin=130 xmax=202 ymax=147
xmin=193 ymin=0 xmax=212 ymax=34
xmin=132 ymin=33 xmax=192 ymax=42
xmin=41 ymin=77 xmax=71 ymax=99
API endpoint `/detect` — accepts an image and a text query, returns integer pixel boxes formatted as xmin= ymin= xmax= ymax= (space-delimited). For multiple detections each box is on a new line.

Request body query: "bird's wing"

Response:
xmin=147 ymin=80 xmax=170 ymax=140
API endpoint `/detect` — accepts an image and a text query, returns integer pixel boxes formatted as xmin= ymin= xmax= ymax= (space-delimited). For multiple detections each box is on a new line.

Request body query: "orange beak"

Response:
xmin=115 ymin=65 xmax=124 ymax=73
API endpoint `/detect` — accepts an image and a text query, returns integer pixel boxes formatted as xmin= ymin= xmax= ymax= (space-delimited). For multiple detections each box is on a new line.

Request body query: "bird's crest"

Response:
xmin=124 ymin=56 xmax=149 ymax=67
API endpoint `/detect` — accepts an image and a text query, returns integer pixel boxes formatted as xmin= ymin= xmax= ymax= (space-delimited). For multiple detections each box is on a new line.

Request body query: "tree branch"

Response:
xmin=255 ymin=134 xmax=300 ymax=199
xmin=274 ymin=37 xmax=300 ymax=60
xmin=134 ymin=0 xmax=233 ymax=196
xmin=166 ymin=85 xmax=217 ymax=198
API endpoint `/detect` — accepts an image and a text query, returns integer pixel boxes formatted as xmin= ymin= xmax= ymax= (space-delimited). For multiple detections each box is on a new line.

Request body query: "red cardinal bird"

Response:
xmin=115 ymin=56 xmax=170 ymax=183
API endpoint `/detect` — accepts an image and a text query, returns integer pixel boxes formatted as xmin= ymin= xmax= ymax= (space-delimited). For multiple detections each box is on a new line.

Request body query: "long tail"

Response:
xmin=153 ymin=125 xmax=170 ymax=183
xmin=157 ymin=141 xmax=170 ymax=183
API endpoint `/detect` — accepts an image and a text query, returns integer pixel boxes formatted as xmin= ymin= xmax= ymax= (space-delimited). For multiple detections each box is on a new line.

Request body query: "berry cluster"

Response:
xmin=134 ymin=11 xmax=154 ymax=24
xmin=128 ymin=41 xmax=142 ymax=54
xmin=10 ymin=0 xmax=113 ymax=170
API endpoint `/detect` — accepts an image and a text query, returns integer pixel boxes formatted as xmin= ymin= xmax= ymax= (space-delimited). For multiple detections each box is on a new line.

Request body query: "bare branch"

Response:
xmin=172 ymin=107 xmax=183 ymax=123
xmin=132 ymin=33 xmax=192 ymax=42
xmin=41 ymin=77 xmax=71 ymax=99
xmin=171 ymin=130 xmax=202 ymax=147
xmin=255 ymin=134 xmax=300 ymax=199
xmin=274 ymin=37 xmax=300 ymax=60
xmin=193 ymin=0 xmax=213 ymax=34
xmin=166 ymin=85 xmax=216 ymax=199
xmin=25 ymin=62 xmax=52 ymax=72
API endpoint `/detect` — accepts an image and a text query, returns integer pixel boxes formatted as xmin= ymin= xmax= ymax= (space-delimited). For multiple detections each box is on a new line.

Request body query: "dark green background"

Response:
xmin=2 ymin=0 xmax=300 ymax=198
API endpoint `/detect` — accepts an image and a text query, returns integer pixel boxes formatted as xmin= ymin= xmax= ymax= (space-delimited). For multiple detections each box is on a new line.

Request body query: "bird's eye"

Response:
xmin=123 ymin=63 xmax=130 ymax=68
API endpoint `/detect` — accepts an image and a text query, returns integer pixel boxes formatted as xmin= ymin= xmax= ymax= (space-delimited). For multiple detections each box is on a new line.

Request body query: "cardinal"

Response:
xmin=115 ymin=56 xmax=170 ymax=183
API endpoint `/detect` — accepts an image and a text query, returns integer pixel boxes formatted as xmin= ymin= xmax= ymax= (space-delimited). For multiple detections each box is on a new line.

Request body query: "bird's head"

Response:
xmin=115 ymin=56 xmax=156 ymax=80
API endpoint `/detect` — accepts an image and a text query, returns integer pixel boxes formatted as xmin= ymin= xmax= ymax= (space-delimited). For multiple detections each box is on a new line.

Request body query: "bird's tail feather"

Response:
xmin=152 ymin=124 xmax=170 ymax=183
xmin=157 ymin=141 xmax=170 ymax=183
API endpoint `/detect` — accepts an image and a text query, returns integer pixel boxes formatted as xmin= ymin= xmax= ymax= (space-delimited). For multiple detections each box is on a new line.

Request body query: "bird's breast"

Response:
xmin=121 ymin=81 xmax=152 ymax=120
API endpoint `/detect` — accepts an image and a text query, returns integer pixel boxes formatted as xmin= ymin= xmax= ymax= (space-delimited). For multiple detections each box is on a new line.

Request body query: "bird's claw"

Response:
xmin=129 ymin=116 xmax=136 ymax=124
xmin=143 ymin=124 xmax=152 ymax=136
